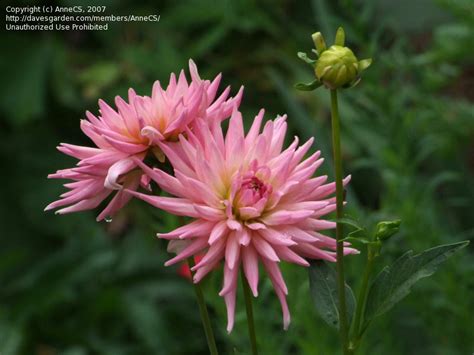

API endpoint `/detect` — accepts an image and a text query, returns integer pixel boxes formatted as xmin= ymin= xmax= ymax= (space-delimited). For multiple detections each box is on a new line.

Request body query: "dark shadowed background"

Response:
xmin=1 ymin=0 xmax=473 ymax=354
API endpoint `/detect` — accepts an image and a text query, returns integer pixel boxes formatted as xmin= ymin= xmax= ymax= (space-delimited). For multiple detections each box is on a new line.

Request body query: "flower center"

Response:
xmin=238 ymin=176 xmax=269 ymax=206
xmin=229 ymin=161 xmax=273 ymax=221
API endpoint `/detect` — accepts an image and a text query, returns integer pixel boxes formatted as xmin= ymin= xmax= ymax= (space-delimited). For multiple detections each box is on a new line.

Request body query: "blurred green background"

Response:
xmin=1 ymin=0 xmax=473 ymax=354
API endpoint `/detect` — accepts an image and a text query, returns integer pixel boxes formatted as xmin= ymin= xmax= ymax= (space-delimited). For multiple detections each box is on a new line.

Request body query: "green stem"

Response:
xmin=241 ymin=271 xmax=258 ymax=355
xmin=187 ymin=258 xmax=219 ymax=355
xmin=350 ymin=246 xmax=376 ymax=352
xmin=330 ymin=89 xmax=349 ymax=355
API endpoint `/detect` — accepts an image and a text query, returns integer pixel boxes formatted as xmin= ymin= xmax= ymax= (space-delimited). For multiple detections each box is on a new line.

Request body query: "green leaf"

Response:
xmin=342 ymin=236 xmax=372 ymax=245
xmin=309 ymin=260 xmax=355 ymax=329
xmin=347 ymin=228 xmax=368 ymax=240
xmin=294 ymin=79 xmax=322 ymax=91
xmin=297 ymin=51 xmax=316 ymax=65
xmin=363 ymin=241 xmax=469 ymax=326
xmin=334 ymin=217 xmax=368 ymax=240
xmin=333 ymin=217 xmax=363 ymax=230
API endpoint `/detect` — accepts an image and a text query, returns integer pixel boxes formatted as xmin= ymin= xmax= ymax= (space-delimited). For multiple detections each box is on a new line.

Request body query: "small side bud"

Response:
xmin=375 ymin=220 xmax=401 ymax=241
xmin=312 ymin=32 xmax=327 ymax=55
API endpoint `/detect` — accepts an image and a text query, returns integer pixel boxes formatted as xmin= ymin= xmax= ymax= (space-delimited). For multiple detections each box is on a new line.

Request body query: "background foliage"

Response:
xmin=1 ymin=0 xmax=473 ymax=354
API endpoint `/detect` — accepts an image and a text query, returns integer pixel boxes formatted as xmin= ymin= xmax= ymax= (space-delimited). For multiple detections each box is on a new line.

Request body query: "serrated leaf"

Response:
xmin=309 ymin=260 xmax=355 ymax=329
xmin=363 ymin=241 xmax=469 ymax=326
xmin=297 ymin=51 xmax=316 ymax=65
xmin=294 ymin=79 xmax=322 ymax=91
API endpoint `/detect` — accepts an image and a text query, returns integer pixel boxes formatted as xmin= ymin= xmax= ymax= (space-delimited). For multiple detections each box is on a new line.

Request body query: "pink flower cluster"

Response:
xmin=46 ymin=60 xmax=357 ymax=332
xmin=45 ymin=60 xmax=242 ymax=221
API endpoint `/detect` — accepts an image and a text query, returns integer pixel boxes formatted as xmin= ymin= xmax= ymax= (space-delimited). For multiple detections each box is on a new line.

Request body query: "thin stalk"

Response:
xmin=349 ymin=247 xmax=376 ymax=353
xmin=187 ymin=258 xmax=219 ymax=355
xmin=241 ymin=271 xmax=258 ymax=355
xmin=330 ymin=89 xmax=349 ymax=354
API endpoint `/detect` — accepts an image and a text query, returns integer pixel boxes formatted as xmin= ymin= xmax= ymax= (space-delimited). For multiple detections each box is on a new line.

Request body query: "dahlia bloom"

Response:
xmin=128 ymin=109 xmax=358 ymax=332
xmin=45 ymin=60 xmax=243 ymax=221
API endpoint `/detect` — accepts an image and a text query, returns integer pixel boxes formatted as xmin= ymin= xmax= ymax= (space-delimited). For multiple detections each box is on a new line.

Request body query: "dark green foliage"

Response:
xmin=364 ymin=241 xmax=469 ymax=325
xmin=1 ymin=0 xmax=473 ymax=354
xmin=308 ymin=261 xmax=355 ymax=329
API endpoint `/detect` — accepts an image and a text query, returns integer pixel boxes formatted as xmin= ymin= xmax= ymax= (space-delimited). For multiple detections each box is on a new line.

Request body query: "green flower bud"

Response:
xmin=296 ymin=26 xmax=372 ymax=91
xmin=315 ymin=45 xmax=359 ymax=89
xmin=375 ymin=219 xmax=401 ymax=241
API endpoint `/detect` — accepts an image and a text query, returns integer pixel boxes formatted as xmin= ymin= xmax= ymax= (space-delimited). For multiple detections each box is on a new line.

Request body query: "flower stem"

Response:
xmin=187 ymin=258 xmax=219 ymax=355
xmin=350 ymin=246 xmax=376 ymax=352
xmin=330 ymin=89 xmax=349 ymax=354
xmin=241 ymin=271 xmax=258 ymax=355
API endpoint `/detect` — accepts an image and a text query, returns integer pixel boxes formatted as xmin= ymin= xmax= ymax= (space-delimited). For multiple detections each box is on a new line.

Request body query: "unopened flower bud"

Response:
xmin=315 ymin=45 xmax=359 ymax=89
xmin=296 ymin=26 xmax=372 ymax=91
xmin=375 ymin=220 xmax=401 ymax=241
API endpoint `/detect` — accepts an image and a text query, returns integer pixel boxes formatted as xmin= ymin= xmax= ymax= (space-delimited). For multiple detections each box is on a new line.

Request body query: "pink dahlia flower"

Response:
xmin=128 ymin=109 xmax=358 ymax=332
xmin=45 ymin=60 xmax=243 ymax=221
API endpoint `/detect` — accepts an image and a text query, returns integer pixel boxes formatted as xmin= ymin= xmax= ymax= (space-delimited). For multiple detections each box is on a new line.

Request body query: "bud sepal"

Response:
xmin=294 ymin=79 xmax=322 ymax=91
